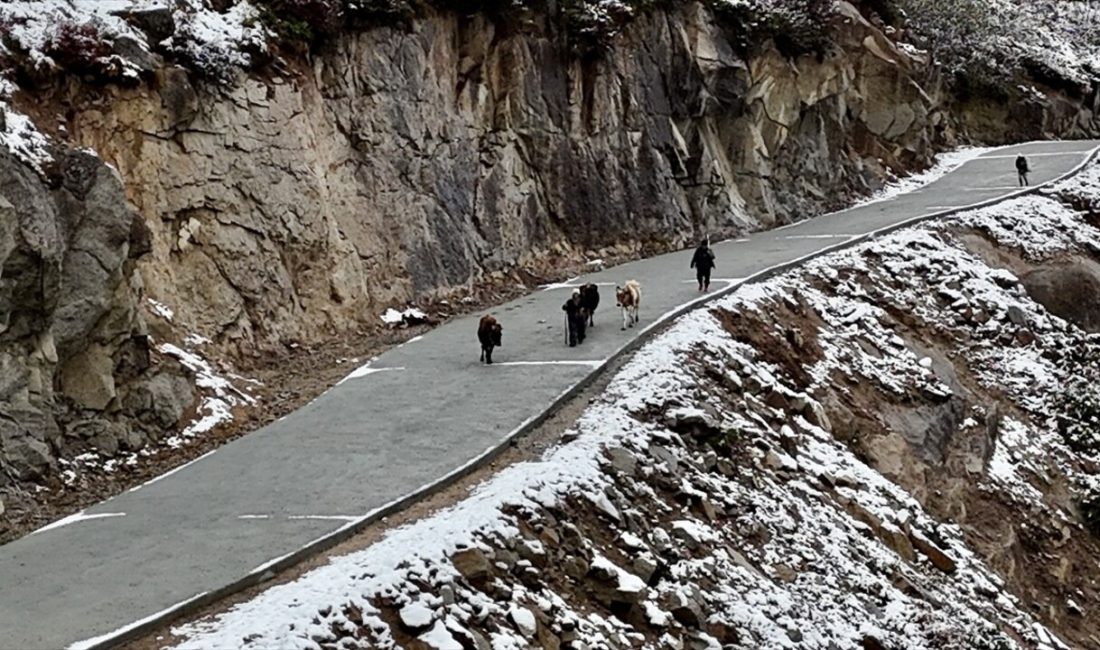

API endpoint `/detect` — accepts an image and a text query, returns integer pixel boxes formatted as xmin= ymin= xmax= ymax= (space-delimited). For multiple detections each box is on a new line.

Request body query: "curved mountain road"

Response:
xmin=1 ymin=140 xmax=1098 ymax=649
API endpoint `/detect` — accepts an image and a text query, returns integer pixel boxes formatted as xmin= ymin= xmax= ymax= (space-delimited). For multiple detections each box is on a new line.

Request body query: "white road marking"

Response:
xmin=980 ymin=151 xmax=1091 ymax=159
xmin=539 ymin=276 xmax=582 ymax=290
xmin=782 ymin=234 xmax=858 ymax=240
xmin=962 ymin=186 xmax=1026 ymax=191
xmin=540 ymin=281 xmax=616 ymax=291
xmin=249 ymin=551 xmax=295 ymax=576
xmin=32 ymin=511 xmax=126 ymax=536
xmin=406 ymin=335 xmax=424 ymax=344
xmin=337 ymin=365 xmax=405 ymax=385
xmin=68 ymin=591 xmax=211 ymax=650
xmin=493 ymin=360 xmax=606 ymax=368
xmin=774 ymin=219 xmax=809 ymax=231
xmin=238 ymin=515 xmax=271 ymax=520
xmin=681 ymin=278 xmax=744 ymax=284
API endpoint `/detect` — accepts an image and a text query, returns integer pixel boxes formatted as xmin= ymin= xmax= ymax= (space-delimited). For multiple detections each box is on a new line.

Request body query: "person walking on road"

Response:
xmin=690 ymin=237 xmax=716 ymax=292
xmin=562 ymin=290 xmax=587 ymax=347
xmin=1016 ymin=155 xmax=1030 ymax=186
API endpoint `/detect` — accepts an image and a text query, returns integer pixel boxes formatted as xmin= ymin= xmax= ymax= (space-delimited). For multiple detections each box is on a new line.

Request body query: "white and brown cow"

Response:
xmin=615 ymin=280 xmax=641 ymax=330
xmin=478 ymin=315 xmax=503 ymax=364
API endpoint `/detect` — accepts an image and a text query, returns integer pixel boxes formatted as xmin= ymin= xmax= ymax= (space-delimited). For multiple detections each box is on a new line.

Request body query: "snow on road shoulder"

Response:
xmin=855 ymin=145 xmax=996 ymax=208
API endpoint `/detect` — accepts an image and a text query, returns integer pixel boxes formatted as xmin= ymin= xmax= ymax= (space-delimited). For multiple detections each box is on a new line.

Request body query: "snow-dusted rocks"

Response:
xmin=380 ymin=307 xmax=431 ymax=328
xmin=398 ymin=600 xmax=434 ymax=631
xmin=508 ymin=604 xmax=537 ymax=638
xmin=417 ymin=620 xmax=462 ymax=650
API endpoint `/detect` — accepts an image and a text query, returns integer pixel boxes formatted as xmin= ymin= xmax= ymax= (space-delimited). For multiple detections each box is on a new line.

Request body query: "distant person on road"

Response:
xmin=562 ymin=290 xmax=587 ymax=347
xmin=690 ymin=237 xmax=716 ymax=292
xmin=1016 ymin=155 xmax=1030 ymax=186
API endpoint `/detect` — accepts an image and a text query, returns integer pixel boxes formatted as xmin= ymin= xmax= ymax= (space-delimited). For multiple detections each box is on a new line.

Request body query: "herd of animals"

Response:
xmin=477 ymin=280 xmax=642 ymax=365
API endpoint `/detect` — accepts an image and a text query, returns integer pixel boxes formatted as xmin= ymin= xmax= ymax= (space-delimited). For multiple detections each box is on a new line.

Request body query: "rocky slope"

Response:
xmin=0 ymin=0 xmax=1098 ymax=535
xmin=163 ymin=160 xmax=1100 ymax=650
xmin=0 ymin=146 xmax=197 ymax=524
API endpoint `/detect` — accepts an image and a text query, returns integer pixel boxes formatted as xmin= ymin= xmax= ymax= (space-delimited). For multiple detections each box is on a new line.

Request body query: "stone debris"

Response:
xmin=508 ymin=604 xmax=537 ymax=638
xmin=398 ymin=601 xmax=434 ymax=631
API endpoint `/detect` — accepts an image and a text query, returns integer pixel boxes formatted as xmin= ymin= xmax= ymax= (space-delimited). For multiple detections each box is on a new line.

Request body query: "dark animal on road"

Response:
xmin=563 ymin=291 xmax=587 ymax=347
xmin=690 ymin=238 xmax=715 ymax=292
xmin=579 ymin=283 xmax=600 ymax=327
xmin=478 ymin=315 xmax=503 ymax=364
xmin=615 ymin=280 xmax=641 ymax=330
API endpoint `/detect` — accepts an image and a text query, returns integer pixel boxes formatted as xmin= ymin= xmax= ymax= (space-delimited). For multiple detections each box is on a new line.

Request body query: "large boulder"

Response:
xmin=0 ymin=408 xmax=59 ymax=480
xmin=59 ymin=344 xmax=117 ymax=411
xmin=0 ymin=144 xmax=192 ymax=486
xmin=121 ymin=371 xmax=195 ymax=429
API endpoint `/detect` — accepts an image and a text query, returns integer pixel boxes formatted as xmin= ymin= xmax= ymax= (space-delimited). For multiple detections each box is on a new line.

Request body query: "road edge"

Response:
xmin=84 ymin=142 xmax=1100 ymax=650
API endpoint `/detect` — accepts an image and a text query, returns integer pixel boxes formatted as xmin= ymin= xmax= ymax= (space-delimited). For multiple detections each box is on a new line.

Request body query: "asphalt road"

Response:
xmin=1 ymin=140 xmax=1097 ymax=650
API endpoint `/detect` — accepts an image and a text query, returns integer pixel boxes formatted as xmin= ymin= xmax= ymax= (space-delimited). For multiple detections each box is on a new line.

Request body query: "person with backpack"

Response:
xmin=690 ymin=237 xmax=716 ymax=292
xmin=1016 ymin=155 xmax=1030 ymax=187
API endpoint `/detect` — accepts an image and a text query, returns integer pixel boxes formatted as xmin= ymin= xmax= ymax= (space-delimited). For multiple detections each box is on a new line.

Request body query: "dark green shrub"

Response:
xmin=707 ymin=0 xmax=836 ymax=59
xmin=560 ymin=0 xmax=639 ymax=56
xmin=1049 ymin=338 xmax=1100 ymax=456
xmin=345 ymin=0 xmax=418 ymax=26
xmin=255 ymin=0 xmax=343 ymax=45
xmin=43 ymin=21 xmax=112 ymax=74
xmin=1081 ymin=487 xmax=1100 ymax=535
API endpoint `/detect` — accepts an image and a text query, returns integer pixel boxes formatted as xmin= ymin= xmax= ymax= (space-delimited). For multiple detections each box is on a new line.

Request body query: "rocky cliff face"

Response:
xmin=0 ymin=147 xmax=195 ymax=493
xmin=1 ymin=0 xmax=1097 ymax=529
xmin=45 ymin=2 xmax=999 ymax=359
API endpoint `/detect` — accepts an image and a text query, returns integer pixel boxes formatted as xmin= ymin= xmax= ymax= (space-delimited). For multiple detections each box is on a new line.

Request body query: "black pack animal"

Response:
xmin=563 ymin=293 xmax=587 ymax=347
xmin=579 ymin=283 xmax=600 ymax=327
xmin=478 ymin=315 xmax=503 ymax=364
